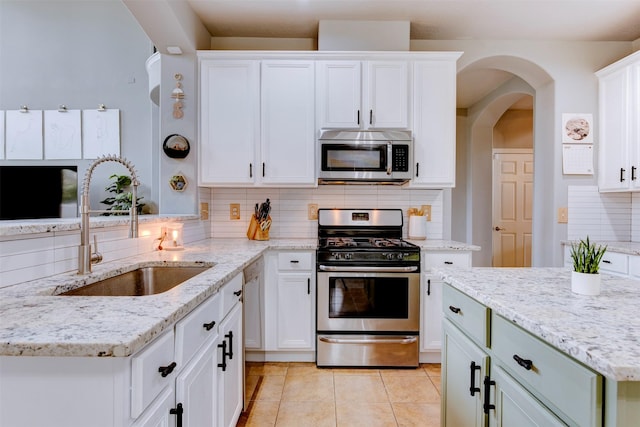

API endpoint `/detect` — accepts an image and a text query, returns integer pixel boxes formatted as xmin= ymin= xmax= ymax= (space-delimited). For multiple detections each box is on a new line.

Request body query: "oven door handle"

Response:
xmin=318 ymin=265 xmax=419 ymax=273
xmin=318 ymin=336 xmax=418 ymax=345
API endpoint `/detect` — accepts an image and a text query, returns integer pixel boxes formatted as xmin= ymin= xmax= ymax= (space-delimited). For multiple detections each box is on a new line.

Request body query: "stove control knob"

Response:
xmin=331 ymin=252 xmax=340 ymax=260
xmin=344 ymin=253 xmax=352 ymax=260
xmin=397 ymin=253 xmax=404 ymax=260
xmin=386 ymin=253 xmax=394 ymax=260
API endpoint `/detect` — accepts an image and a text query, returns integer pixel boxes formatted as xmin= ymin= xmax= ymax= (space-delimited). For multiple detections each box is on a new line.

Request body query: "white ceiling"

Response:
xmin=131 ymin=1 xmax=640 ymax=111
xmin=186 ymin=0 xmax=640 ymax=42
xmin=181 ymin=0 xmax=640 ymax=110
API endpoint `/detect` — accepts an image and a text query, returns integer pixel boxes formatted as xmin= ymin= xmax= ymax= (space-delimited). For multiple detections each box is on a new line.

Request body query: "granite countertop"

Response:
xmin=0 ymin=237 xmax=478 ymax=359
xmin=561 ymin=240 xmax=640 ymax=256
xmin=437 ymin=267 xmax=640 ymax=381
xmin=0 ymin=214 xmax=199 ymax=237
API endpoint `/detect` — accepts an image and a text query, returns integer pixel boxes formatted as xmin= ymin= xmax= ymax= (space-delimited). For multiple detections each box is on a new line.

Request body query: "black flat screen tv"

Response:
xmin=0 ymin=166 xmax=78 ymax=220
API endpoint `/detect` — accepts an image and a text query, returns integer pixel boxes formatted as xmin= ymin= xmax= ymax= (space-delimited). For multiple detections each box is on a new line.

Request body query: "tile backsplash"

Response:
xmin=202 ymin=186 xmax=445 ymax=240
xmin=567 ymin=185 xmax=640 ymax=241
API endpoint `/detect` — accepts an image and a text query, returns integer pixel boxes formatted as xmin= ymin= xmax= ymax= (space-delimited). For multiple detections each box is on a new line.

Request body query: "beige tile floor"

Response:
xmin=237 ymin=362 xmax=441 ymax=427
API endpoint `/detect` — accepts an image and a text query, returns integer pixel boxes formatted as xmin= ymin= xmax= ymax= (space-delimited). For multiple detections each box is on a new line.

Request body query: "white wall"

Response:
xmin=411 ymin=39 xmax=634 ymax=266
xmin=0 ymin=1 xmax=155 ymax=213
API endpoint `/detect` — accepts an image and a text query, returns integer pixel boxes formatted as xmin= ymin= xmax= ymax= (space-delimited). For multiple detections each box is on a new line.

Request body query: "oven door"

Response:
xmin=316 ymin=268 xmax=420 ymax=333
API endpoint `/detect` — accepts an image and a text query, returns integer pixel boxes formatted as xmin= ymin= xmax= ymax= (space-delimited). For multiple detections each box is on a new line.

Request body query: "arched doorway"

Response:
xmin=452 ymin=56 xmax=553 ymax=267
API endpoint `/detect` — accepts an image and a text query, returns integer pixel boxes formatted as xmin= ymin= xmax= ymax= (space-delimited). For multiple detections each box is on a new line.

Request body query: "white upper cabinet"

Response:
xmin=317 ymin=60 xmax=409 ymax=129
xmin=410 ymin=58 xmax=459 ymax=188
xmin=597 ymin=51 xmax=640 ymax=192
xmin=261 ymin=60 xmax=316 ymax=185
xmin=199 ymin=60 xmax=260 ymax=186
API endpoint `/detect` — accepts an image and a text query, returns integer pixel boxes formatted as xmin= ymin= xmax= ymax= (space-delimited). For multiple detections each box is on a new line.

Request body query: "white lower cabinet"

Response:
xmin=0 ymin=273 xmax=244 ymax=427
xmin=442 ymin=282 xmax=604 ymax=427
xmin=217 ymin=302 xmax=243 ymax=427
xmin=262 ymin=250 xmax=315 ymax=361
xmin=420 ymin=250 xmax=471 ymax=363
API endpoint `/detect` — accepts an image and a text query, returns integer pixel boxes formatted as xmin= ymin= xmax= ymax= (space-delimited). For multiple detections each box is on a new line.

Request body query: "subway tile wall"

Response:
xmin=202 ymin=186 xmax=445 ymax=240
xmin=567 ymin=185 xmax=637 ymax=241
xmin=0 ymin=219 xmax=207 ymax=288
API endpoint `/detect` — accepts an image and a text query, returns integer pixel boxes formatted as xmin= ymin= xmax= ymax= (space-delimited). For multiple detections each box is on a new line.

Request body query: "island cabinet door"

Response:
xmin=442 ymin=319 xmax=489 ymax=427
xmin=488 ymin=366 xmax=565 ymax=427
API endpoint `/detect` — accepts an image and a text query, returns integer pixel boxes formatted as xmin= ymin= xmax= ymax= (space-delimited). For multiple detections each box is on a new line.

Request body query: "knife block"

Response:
xmin=247 ymin=215 xmax=271 ymax=241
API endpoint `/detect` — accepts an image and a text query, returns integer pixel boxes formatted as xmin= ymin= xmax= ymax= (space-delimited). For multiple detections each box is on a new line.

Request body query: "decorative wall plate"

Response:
xmin=163 ymin=134 xmax=190 ymax=158
xmin=169 ymin=173 xmax=188 ymax=191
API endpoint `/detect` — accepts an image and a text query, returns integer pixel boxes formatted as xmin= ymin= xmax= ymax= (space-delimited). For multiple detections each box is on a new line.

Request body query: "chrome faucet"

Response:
xmin=78 ymin=155 xmax=139 ymax=274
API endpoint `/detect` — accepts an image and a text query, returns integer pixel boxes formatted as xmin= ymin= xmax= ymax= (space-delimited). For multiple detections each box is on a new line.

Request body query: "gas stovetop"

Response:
xmin=316 ymin=209 xmax=420 ymax=266
xmin=320 ymin=237 xmax=418 ymax=249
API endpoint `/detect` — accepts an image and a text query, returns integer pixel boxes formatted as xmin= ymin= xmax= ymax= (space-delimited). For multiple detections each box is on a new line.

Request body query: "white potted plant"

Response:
xmin=569 ymin=236 xmax=607 ymax=295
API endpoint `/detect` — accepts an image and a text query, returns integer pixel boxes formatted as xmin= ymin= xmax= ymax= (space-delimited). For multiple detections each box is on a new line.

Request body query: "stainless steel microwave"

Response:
xmin=317 ymin=130 xmax=413 ymax=184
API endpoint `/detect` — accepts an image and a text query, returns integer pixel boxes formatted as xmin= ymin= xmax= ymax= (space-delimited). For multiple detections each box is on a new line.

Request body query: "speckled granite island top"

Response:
xmin=0 ymin=239 xmax=312 ymax=358
xmin=0 ymin=238 xmax=476 ymax=359
xmin=436 ymin=267 xmax=640 ymax=381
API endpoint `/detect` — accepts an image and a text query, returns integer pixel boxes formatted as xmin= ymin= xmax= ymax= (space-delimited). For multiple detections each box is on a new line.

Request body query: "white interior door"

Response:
xmin=492 ymin=150 xmax=534 ymax=267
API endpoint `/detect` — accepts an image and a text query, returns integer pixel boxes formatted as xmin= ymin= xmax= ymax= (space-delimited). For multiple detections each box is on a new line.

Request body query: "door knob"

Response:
xmin=494 ymin=226 xmax=504 ymax=231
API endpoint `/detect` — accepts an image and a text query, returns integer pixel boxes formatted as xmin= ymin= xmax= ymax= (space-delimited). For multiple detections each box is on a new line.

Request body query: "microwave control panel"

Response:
xmin=392 ymin=145 xmax=410 ymax=172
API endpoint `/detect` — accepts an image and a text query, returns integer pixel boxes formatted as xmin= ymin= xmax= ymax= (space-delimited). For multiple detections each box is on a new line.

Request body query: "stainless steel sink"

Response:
xmin=60 ymin=265 xmax=212 ymax=296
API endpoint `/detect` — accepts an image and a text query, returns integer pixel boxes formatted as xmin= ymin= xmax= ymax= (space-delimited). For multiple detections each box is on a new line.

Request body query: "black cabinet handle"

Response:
xmin=633 ymin=166 xmax=637 ymax=181
xmin=416 ymin=162 xmax=420 ymax=177
xmin=158 ymin=361 xmax=176 ymax=377
xmin=427 ymin=279 xmax=431 ymax=296
xmin=225 ymin=331 xmax=234 ymax=359
xmin=621 ymin=167 xmax=626 ymax=182
xmin=483 ymin=376 xmax=496 ymax=414
xmin=170 ymin=403 xmax=183 ymax=427
xmin=262 ymin=162 xmax=265 ymax=177
xmin=444 ymin=261 xmax=453 ymax=265
xmin=357 ymin=110 xmax=360 ymax=125
xmin=203 ymin=320 xmax=216 ymax=331
xmin=369 ymin=109 xmax=373 ymax=125
xmin=513 ymin=354 xmax=533 ymax=370
xmin=290 ymin=260 xmax=300 ymax=264
xmin=233 ymin=290 xmax=242 ymax=296
xmin=218 ymin=341 xmax=227 ymax=371
xmin=449 ymin=305 xmax=461 ymax=314
xmin=307 ymin=278 xmax=311 ymax=295
xmin=603 ymin=259 xmax=611 ymax=264
xmin=469 ymin=361 xmax=481 ymax=396
xmin=249 ymin=163 xmax=253 ymax=178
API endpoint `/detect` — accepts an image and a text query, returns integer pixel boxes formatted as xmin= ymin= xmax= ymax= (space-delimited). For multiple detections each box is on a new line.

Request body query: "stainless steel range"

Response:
xmin=316 ymin=208 xmax=420 ymax=368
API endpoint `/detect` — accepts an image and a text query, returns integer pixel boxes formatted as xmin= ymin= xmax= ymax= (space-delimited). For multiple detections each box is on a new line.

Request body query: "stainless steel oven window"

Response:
xmin=317 ymin=271 xmax=419 ymax=332
xmin=329 ymin=277 xmax=408 ymax=319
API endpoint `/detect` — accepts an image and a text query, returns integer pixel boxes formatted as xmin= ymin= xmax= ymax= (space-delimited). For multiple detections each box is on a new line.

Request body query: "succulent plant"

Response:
xmin=570 ymin=236 xmax=607 ymax=274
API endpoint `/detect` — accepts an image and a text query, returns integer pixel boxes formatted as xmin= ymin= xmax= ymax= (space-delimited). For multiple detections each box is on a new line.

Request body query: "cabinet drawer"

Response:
xmin=277 ymin=251 xmax=313 ymax=271
xmin=175 ymin=293 xmax=221 ymax=366
xmin=628 ymin=255 xmax=640 ymax=278
xmin=599 ymin=251 xmax=628 ymax=275
xmin=492 ymin=315 xmax=602 ymax=427
xmin=221 ymin=273 xmax=243 ymax=318
xmin=131 ymin=329 xmax=176 ymax=418
xmin=442 ymin=284 xmax=489 ymax=347
xmin=423 ymin=252 xmax=471 ymax=270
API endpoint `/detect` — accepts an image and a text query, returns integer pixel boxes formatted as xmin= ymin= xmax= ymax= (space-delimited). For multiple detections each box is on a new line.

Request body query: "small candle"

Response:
xmin=172 ymin=229 xmax=178 ymax=246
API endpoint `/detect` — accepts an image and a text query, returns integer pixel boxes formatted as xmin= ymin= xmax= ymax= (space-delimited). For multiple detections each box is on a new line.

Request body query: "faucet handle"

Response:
xmin=91 ymin=235 xmax=103 ymax=265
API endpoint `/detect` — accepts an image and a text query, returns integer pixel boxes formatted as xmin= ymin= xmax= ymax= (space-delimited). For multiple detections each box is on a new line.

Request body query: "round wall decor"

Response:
xmin=163 ymin=134 xmax=190 ymax=159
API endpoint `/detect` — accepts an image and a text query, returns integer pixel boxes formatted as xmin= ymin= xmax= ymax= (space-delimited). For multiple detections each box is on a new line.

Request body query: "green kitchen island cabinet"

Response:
xmin=439 ymin=267 xmax=640 ymax=427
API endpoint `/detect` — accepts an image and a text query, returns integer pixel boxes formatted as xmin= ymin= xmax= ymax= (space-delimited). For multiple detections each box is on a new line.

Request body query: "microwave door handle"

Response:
xmin=387 ymin=141 xmax=392 ymax=175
